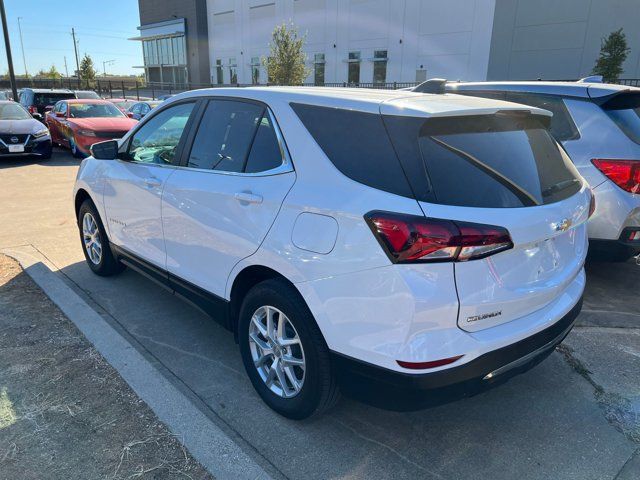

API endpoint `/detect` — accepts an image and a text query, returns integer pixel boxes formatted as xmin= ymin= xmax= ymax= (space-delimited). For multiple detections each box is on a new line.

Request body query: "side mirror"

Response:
xmin=126 ymin=111 xmax=134 ymax=118
xmin=90 ymin=140 xmax=119 ymax=160
xmin=55 ymin=111 xmax=65 ymax=118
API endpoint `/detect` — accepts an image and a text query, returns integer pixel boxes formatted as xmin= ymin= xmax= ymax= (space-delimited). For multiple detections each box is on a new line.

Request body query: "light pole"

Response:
xmin=102 ymin=59 xmax=115 ymax=76
xmin=17 ymin=16 xmax=27 ymax=78
xmin=0 ymin=0 xmax=18 ymax=100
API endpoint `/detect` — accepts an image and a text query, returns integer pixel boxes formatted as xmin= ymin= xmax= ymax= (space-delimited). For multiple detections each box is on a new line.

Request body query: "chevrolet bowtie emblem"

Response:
xmin=553 ymin=218 xmax=572 ymax=232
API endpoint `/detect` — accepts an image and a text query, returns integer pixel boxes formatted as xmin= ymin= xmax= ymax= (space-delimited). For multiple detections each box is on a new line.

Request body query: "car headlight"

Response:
xmin=33 ymin=128 xmax=49 ymax=138
xmin=77 ymin=129 xmax=97 ymax=137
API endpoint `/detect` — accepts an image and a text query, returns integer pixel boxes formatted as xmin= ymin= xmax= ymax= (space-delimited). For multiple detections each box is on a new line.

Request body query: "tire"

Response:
xmin=77 ymin=199 xmax=124 ymax=276
xmin=40 ymin=142 xmax=53 ymax=160
xmin=238 ymin=278 xmax=340 ymax=419
xmin=70 ymin=135 xmax=82 ymax=158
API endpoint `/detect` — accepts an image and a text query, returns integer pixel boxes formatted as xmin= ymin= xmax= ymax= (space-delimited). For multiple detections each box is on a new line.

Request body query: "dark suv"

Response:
xmin=19 ymin=88 xmax=76 ymax=120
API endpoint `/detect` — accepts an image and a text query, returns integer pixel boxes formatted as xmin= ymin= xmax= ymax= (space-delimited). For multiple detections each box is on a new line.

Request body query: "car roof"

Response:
xmin=26 ymin=88 xmax=75 ymax=93
xmin=446 ymin=81 xmax=640 ymax=99
xmin=166 ymin=86 xmax=551 ymax=118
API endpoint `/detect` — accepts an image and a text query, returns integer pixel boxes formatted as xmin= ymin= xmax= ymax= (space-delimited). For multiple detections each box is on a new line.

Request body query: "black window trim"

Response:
xmin=176 ymin=95 xmax=294 ymax=177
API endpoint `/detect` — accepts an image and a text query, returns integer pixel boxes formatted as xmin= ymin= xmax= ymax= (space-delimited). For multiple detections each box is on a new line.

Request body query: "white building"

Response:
xmin=204 ymin=0 xmax=640 ymax=86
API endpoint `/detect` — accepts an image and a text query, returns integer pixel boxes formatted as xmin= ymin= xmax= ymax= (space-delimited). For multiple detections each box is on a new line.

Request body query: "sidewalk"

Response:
xmin=0 ymin=254 xmax=213 ymax=480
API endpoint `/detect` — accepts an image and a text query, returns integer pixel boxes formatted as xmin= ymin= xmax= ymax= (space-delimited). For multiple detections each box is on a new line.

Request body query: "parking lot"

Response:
xmin=1 ymin=149 xmax=639 ymax=479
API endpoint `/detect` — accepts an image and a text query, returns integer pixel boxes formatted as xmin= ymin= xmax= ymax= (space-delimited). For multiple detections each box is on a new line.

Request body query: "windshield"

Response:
xmin=75 ymin=91 xmax=101 ymax=99
xmin=69 ymin=103 xmax=125 ymax=118
xmin=34 ymin=92 xmax=75 ymax=106
xmin=0 ymin=103 xmax=32 ymax=120
xmin=601 ymin=93 xmax=640 ymax=145
xmin=383 ymin=113 xmax=582 ymax=208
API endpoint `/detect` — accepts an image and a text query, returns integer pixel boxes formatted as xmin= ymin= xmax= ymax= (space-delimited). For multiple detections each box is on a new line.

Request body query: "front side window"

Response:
xmin=373 ymin=50 xmax=387 ymax=84
xmin=348 ymin=51 xmax=360 ymax=85
xmin=59 ymin=102 xmax=68 ymax=116
xmin=127 ymin=102 xmax=195 ymax=165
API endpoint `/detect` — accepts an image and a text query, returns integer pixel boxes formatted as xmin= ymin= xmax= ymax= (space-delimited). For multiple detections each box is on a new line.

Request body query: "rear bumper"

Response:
xmin=331 ymin=296 xmax=582 ymax=411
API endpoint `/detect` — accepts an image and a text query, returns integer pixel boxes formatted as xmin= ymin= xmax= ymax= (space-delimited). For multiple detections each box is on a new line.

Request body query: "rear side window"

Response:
xmin=504 ymin=92 xmax=580 ymax=142
xmin=601 ymin=93 xmax=640 ymax=145
xmin=290 ymin=103 xmax=413 ymax=198
xmin=383 ymin=113 xmax=582 ymax=208
xmin=34 ymin=92 xmax=75 ymax=106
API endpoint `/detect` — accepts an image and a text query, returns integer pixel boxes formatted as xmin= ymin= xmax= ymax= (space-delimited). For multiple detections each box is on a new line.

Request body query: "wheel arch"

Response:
xmin=74 ymin=188 xmax=93 ymax=221
xmin=228 ymin=265 xmax=304 ymax=342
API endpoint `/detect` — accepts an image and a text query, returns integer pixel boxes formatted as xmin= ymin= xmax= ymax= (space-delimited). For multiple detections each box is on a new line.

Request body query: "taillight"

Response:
xmin=28 ymin=105 xmax=37 ymax=114
xmin=365 ymin=211 xmax=513 ymax=263
xmin=591 ymin=159 xmax=640 ymax=193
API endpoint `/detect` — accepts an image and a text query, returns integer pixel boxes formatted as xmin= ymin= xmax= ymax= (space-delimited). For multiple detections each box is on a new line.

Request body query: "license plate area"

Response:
xmin=8 ymin=144 xmax=24 ymax=153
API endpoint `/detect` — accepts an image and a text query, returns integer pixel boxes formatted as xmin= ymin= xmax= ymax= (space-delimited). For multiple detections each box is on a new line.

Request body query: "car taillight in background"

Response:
xmin=365 ymin=211 xmax=514 ymax=263
xmin=591 ymin=159 xmax=640 ymax=194
xmin=28 ymin=105 xmax=37 ymax=114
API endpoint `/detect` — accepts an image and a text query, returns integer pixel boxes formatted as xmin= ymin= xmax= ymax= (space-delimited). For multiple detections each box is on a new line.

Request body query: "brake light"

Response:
xmin=397 ymin=355 xmax=464 ymax=370
xmin=365 ymin=211 xmax=513 ymax=263
xmin=28 ymin=105 xmax=37 ymax=114
xmin=591 ymin=159 xmax=640 ymax=193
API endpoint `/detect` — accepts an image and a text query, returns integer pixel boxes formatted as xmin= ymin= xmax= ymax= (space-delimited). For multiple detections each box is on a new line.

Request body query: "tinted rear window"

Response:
xmin=384 ymin=113 xmax=582 ymax=208
xmin=34 ymin=92 xmax=75 ymax=106
xmin=290 ymin=103 xmax=413 ymax=198
xmin=601 ymin=93 xmax=640 ymax=144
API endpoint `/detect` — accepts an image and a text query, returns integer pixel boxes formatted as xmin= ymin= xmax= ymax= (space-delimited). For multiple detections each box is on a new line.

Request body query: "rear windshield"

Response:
xmin=601 ymin=93 xmax=640 ymax=144
xmin=384 ymin=113 xmax=582 ymax=208
xmin=34 ymin=92 xmax=75 ymax=106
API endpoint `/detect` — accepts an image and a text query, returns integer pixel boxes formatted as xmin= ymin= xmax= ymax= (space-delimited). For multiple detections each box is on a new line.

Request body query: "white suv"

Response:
xmin=73 ymin=87 xmax=591 ymax=419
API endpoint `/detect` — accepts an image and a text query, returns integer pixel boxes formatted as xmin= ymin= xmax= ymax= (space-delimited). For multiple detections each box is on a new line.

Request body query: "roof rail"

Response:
xmin=577 ymin=75 xmax=603 ymax=83
xmin=412 ymin=78 xmax=447 ymax=94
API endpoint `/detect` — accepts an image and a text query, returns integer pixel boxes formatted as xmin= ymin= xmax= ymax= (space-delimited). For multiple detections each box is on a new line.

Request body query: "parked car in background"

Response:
xmin=126 ymin=100 xmax=162 ymax=120
xmin=46 ymin=99 xmax=137 ymax=158
xmin=19 ymin=88 xmax=76 ymax=120
xmin=0 ymin=100 xmax=51 ymax=159
xmin=446 ymin=79 xmax=640 ymax=261
xmin=74 ymin=90 xmax=101 ymax=100
xmin=107 ymin=98 xmax=136 ymax=113
xmin=74 ymin=87 xmax=591 ymax=419
xmin=0 ymin=90 xmax=11 ymax=101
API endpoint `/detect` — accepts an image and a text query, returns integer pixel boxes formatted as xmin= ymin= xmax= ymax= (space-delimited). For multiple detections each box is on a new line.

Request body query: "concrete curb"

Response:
xmin=3 ymin=246 xmax=272 ymax=480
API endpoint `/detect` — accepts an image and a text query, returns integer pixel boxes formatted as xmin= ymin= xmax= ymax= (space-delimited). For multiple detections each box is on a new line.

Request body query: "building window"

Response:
xmin=142 ymin=36 xmax=186 ymax=67
xmin=373 ymin=50 xmax=387 ymax=84
xmin=314 ymin=53 xmax=325 ymax=86
xmin=229 ymin=57 xmax=238 ymax=84
xmin=348 ymin=51 xmax=360 ymax=85
xmin=251 ymin=57 xmax=260 ymax=85
xmin=216 ymin=59 xmax=223 ymax=85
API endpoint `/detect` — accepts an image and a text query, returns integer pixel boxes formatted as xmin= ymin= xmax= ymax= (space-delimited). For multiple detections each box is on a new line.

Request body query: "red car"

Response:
xmin=45 ymin=99 xmax=138 ymax=157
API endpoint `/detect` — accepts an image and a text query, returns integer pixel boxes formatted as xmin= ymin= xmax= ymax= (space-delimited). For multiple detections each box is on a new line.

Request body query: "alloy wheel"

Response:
xmin=82 ymin=212 xmax=102 ymax=265
xmin=248 ymin=305 xmax=306 ymax=398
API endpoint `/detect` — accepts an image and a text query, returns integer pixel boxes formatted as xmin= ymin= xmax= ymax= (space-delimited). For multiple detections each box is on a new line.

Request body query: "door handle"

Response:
xmin=234 ymin=191 xmax=263 ymax=205
xmin=143 ymin=177 xmax=162 ymax=188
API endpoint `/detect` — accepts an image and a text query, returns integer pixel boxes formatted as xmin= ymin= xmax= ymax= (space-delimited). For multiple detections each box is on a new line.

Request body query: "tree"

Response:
xmin=47 ymin=64 xmax=62 ymax=79
xmin=79 ymin=53 xmax=97 ymax=87
xmin=592 ymin=28 xmax=630 ymax=83
xmin=263 ymin=22 xmax=309 ymax=85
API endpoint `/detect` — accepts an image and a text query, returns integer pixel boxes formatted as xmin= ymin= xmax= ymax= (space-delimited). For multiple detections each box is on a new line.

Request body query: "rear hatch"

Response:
xmin=381 ymin=94 xmax=590 ymax=331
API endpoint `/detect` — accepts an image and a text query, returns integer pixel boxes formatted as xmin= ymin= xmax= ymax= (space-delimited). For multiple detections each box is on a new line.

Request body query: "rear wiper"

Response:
xmin=542 ymin=178 xmax=580 ymax=197
xmin=430 ymin=136 xmax=540 ymax=207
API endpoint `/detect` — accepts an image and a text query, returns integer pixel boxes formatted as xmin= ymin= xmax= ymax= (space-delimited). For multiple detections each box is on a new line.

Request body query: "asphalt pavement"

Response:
xmin=1 ymin=149 xmax=638 ymax=480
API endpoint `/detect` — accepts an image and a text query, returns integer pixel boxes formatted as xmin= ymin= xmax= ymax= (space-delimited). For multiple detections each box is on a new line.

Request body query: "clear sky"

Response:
xmin=0 ymin=0 xmax=143 ymax=77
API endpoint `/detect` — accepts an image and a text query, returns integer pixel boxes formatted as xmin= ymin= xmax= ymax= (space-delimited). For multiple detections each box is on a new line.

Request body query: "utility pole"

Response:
xmin=17 ymin=16 xmax=27 ymax=77
xmin=102 ymin=59 xmax=115 ymax=76
xmin=71 ymin=27 xmax=80 ymax=81
xmin=0 ymin=0 xmax=18 ymax=100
